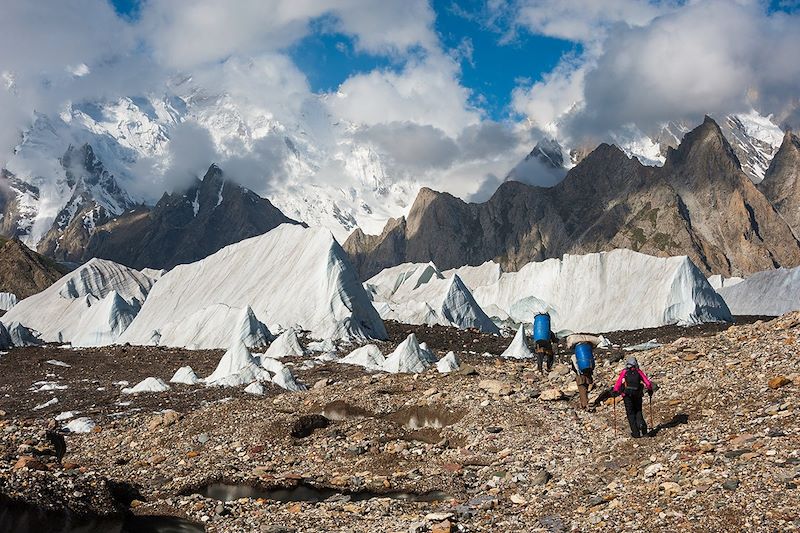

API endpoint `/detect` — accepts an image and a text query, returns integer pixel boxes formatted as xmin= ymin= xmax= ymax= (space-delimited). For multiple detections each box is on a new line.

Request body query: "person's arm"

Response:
xmin=612 ymin=371 xmax=625 ymax=393
xmin=638 ymin=369 xmax=653 ymax=392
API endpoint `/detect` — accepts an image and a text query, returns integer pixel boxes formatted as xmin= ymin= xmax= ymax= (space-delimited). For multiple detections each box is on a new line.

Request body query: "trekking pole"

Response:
xmin=613 ymin=397 xmax=617 ymax=438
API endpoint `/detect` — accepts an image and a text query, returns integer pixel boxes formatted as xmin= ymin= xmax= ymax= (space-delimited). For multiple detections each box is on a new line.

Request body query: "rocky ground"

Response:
xmin=0 ymin=314 xmax=798 ymax=532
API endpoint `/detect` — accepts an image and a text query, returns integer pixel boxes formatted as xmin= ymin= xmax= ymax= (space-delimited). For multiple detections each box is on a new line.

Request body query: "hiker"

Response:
xmin=612 ymin=357 xmax=654 ymax=438
xmin=567 ymin=335 xmax=598 ymax=410
xmin=532 ymin=313 xmax=556 ymax=374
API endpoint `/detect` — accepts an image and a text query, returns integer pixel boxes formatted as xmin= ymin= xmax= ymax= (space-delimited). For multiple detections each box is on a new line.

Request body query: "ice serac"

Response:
xmin=145 ymin=304 xmax=269 ymax=350
xmin=340 ymin=344 xmax=386 ymax=371
xmin=71 ymin=291 xmax=139 ymax=347
xmin=383 ymin=333 xmax=436 ymax=373
xmin=436 ymin=351 xmax=460 ymax=373
xmin=0 ymin=322 xmax=12 ymax=349
xmin=0 ymin=292 xmax=18 ymax=312
xmin=365 ymin=263 xmax=499 ymax=333
xmin=262 ymin=328 xmax=307 ymax=359
xmin=717 ymin=266 xmax=800 ymax=316
xmin=244 ymin=382 xmax=264 ymax=395
xmin=170 ymin=366 xmax=200 ymax=385
xmin=6 ymin=323 xmax=40 ymax=346
xmin=1 ymin=258 xmax=155 ymax=345
xmin=122 ymin=377 xmax=170 ymax=394
xmin=205 ymin=339 xmax=266 ymax=386
xmin=471 ymin=250 xmax=732 ymax=334
xmin=119 ymin=225 xmax=386 ymax=347
xmin=759 ymin=131 xmax=800 ymax=236
xmin=499 ymin=325 xmax=534 ymax=359
xmin=235 ymin=306 xmax=272 ymax=348
xmin=707 ymin=275 xmax=744 ymax=291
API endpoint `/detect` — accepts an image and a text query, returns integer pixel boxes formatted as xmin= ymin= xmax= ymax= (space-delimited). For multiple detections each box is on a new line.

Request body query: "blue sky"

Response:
xmin=110 ymin=0 xmax=576 ymax=120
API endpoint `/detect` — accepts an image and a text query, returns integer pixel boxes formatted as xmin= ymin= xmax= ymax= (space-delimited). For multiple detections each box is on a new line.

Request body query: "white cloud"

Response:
xmin=328 ymin=54 xmax=481 ymax=137
xmin=512 ymin=0 xmax=800 ymax=139
xmin=139 ymin=0 xmax=439 ymax=69
xmin=0 ymin=0 xmax=134 ymax=158
xmin=511 ymin=54 xmax=589 ymax=133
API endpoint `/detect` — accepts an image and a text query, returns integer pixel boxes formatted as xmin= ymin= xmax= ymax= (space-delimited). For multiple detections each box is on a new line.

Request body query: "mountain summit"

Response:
xmin=80 ymin=163 xmax=301 ymax=270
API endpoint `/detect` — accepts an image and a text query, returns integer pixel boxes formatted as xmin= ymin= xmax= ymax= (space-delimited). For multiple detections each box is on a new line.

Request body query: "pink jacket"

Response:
xmin=613 ymin=368 xmax=653 ymax=396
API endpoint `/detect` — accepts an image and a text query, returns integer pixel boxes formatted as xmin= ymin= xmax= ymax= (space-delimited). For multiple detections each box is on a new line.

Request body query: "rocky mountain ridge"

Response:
xmin=345 ymin=117 xmax=800 ymax=280
xmin=79 ymin=164 xmax=301 ymax=270
xmin=759 ymin=130 xmax=800 ymax=236
xmin=0 ymin=237 xmax=69 ymax=300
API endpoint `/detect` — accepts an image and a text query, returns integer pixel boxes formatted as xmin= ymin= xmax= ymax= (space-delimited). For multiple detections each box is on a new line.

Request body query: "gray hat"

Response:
xmin=626 ymin=357 xmax=639 ymax=368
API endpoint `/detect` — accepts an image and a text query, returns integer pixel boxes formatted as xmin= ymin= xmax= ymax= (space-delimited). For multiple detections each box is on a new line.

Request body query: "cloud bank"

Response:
xmin=1 ymin=0 xmax=798 ymax=209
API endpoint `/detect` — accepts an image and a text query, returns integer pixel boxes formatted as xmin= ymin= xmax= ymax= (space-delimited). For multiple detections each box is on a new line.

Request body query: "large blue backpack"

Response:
xmin=575 ymin=342 xmax=595 ymax=373
xmin=532 ymin=313 xmax=551 ymax=342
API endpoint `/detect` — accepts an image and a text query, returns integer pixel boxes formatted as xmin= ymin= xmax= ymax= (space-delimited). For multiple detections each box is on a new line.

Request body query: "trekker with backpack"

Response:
xmin=567 ymin=334 xmax=598 ymax=410
xmin=532 ymin=313 xmax=556 ymax=374
xmin=613 ymin=357 xmax=654 ymax=438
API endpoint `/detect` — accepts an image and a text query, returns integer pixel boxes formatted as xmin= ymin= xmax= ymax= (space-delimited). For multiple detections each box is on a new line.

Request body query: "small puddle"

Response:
xmin=196 ymin=483 xmax=450 ymax=504
xmin=319 ymin=400 xmax=373 ymax=421
xmin=0 ymin=496 xmax=203 ymax=533
xmin=388 ymin=405 xmax=465 ymax=430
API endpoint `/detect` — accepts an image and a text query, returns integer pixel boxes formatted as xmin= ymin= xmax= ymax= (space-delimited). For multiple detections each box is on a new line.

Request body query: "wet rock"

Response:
xmin=290 ymin=414 xmax=330 ymax=438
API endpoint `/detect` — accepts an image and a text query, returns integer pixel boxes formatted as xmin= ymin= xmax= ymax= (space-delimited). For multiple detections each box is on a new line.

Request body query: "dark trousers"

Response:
xmin=535 ymin=341 xmax=553 ymax=373
xmin=624 ymin=394 xmax=648 ymax=437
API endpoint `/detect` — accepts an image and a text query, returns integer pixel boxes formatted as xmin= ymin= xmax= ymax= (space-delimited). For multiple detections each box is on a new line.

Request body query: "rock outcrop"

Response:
xmin=0 ymin=237 xmax=69 ymax=299
xmin=759 ymin=131 xmax=800 ymax=237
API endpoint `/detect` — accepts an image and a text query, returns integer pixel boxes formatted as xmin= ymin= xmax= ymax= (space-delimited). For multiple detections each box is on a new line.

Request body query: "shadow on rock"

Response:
xmin=648 ymin=413 xmax=689 ymax=437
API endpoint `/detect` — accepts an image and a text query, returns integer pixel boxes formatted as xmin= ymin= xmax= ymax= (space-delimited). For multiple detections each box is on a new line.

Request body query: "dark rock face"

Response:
xmin=80 ymin=164 xmax=302 ymax=270
xmin=0 ymin=237 xmax=69 ymax=299
xmin=0 ymin=170 xmax=40 ymax=240
xmin=345 ymin=117 xmax=800 ymax=279
xmin=759 ymin=131 xmax=800 ymax=237
xmin=38 ymin=144 xmax=135 ymax=263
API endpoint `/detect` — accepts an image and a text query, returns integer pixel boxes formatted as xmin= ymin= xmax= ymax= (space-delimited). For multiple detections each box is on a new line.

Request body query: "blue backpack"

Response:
xmin=532 ymin=313 xmax=551 ymax=342
xmin=575 ymin=342 xmax=595 ymax=373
